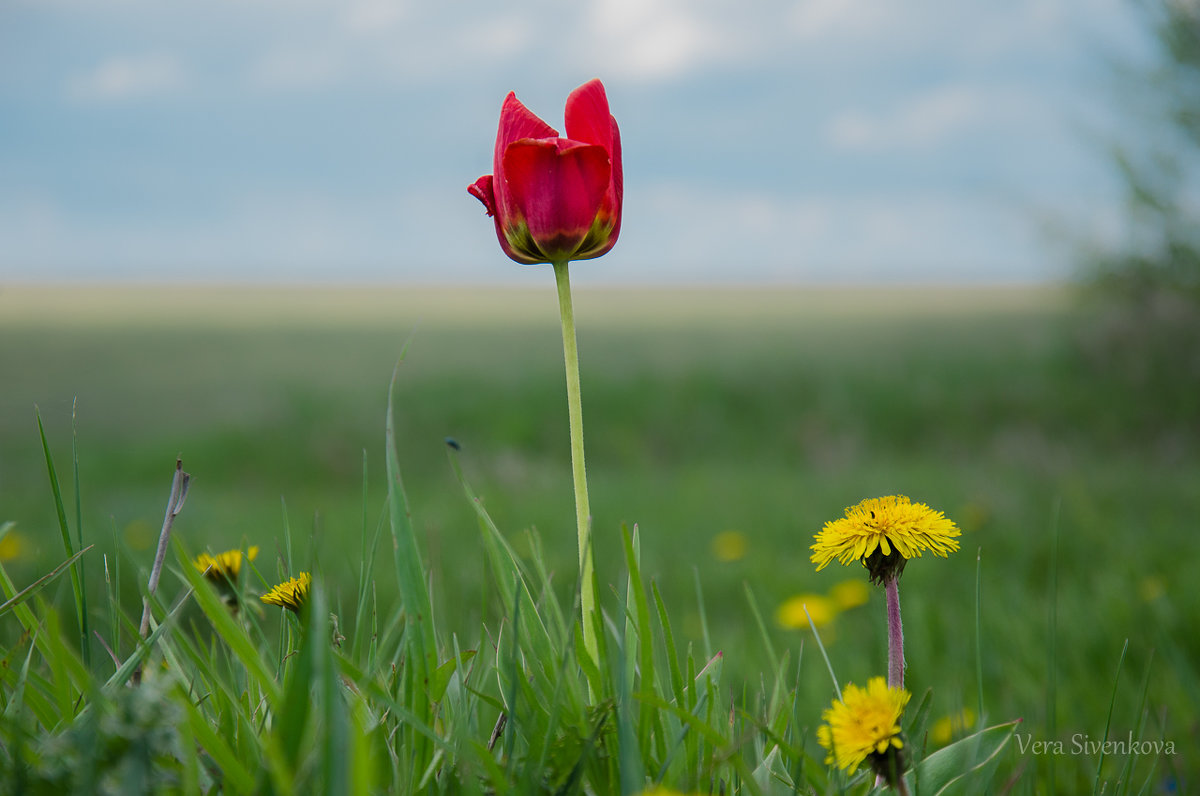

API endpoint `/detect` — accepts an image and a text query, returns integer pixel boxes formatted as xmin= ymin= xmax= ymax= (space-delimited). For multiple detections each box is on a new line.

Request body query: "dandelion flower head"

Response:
xmin=711 ymin=530 xmax=748 ymax=562
xmin=811 ymin=495 xmax=960 ymax=583
xmin=775 ymin=593 xmax=838 ymax=630
xmin=261 ymin=572 xmax=312 ymax=613
xmin=930 ymin=707 xmax=976 ymax=746
xmin=194 ymin=546 xmax=258 ymax=583
xmin=817 ymin=677 xmax=910 ymax=775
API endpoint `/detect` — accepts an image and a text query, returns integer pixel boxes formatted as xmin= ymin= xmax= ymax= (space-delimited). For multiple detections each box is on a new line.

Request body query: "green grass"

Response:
xmin=0 ymin=284 xmax=1196 ymax=792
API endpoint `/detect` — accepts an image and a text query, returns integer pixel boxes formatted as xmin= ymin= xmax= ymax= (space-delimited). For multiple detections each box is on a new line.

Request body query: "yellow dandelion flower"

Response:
xmin=776 ymin=593 xmax=839 ymax=630
xmin=0 ymin=531 xmax=25 ymax=561
xmin=817 ymin=677 xmax=910 ymax=779
xmin=711 ymin=530 xmax=747 ymax=562
xmin=829 ymin=579 xmax=871 ymax=609
xmin=930 ymin=707 xmax=976 ymax=746
xmin=194 ymin=546 xmax=258 ymax=583
xmin=1138 ymin=575 xmax=1165 ymax=603
xmin=261 ymin=572 xmax=311 ymax=613
xmin=811 ymin=495 xmax=961 ymax=583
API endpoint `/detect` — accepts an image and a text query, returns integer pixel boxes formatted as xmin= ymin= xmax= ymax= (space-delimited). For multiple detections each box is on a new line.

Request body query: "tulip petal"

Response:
xmin=492 ymin=92 xmax=559 ymax=237
xmin=564 ymin=79 xmax=623 ymax=256
xmin=470 ymin=173 xmax=531 ymax=261
xmin=564 ymin=79 xmax=614 ymax=152
xmin=468 ymin=175 xmax=496 ymax=216
xmin=502 ymin=138 xmax=611 ymax=263
xmin=495 ymin=92 xmax=557 ymax=170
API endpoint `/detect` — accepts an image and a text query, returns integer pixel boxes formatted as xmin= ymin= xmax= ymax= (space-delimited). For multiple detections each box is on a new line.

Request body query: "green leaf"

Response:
xmin=909 ymin=719 xmax=1020 ymax=796
xmin=429 ymin=650 xmax=477 ymax=704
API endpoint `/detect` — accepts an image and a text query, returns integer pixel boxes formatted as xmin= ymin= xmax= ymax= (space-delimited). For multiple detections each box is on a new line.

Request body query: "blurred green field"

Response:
xmin=1 ymin=283 xmax=1197 ymax=788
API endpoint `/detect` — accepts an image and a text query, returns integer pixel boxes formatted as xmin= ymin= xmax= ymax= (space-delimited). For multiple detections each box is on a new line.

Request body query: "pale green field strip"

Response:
xmin=0 ymin=283 xmax=1069 ymax=330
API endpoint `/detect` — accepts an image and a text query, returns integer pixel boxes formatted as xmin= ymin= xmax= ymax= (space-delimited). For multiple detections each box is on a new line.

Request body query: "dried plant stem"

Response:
xmin=886 ymin=575 xmax=905 ymax=688
xmin=553 ymin=261 xmax=599 ymax=680
xmin=138 ymin=459 xmax=191 ymax=640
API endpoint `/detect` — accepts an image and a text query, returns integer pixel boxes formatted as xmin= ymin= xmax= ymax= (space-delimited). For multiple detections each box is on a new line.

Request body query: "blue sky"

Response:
xmin=0 ymin=0 xmax=1150 ymax=285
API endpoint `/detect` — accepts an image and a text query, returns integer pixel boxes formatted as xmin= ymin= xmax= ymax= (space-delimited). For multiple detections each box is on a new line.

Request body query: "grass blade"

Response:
xmin=386 ymin=359 xmax=437 ymax=678
xmin=35 ymin=408 xmax=89 ymax=667
xmin=1093 ymin=638 xmax=1130 ymax=796
xmin=0 ymin=546 xmax=93 ymax=619
xmin=70 ymin=399 xmax=90 ymax=667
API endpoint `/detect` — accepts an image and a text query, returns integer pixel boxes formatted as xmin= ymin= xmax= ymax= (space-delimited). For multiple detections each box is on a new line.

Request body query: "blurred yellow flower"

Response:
xmin=194 ymin=546 xmax=258 ymax=583
xmin=818 ymin=677 xmax=910 ymax=777
xmin=261 ymin=572 xmax=311 ymax=613
xmin=0 ymin=531 xmax=25 ymax=561
xmin=122 ymin=520 xmax=155 ymax=551
xmin=829 ymin=579 xmax=870 ymax=609
xmin=711 ymin=530 xmax=747 ymax=562
xmin=930 ymin=707 xmax=976 ymax=746
xmin=811 ymin=495 xmax=961 ymax=583
xmin=776 ymin=593 xmax=838 ymax=630
xmin=1138 ymin=575 xmax=1165 ymax=603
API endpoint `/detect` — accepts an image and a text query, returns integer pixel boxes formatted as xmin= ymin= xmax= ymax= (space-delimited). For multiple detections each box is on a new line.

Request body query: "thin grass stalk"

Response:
xmin=1047 ymin=498 xmax=1061 ymax=794
xmin=35 ymin=409 xmax=89 ymax=667
xmin=975 ymin=547 xmax=984 ymax=725
xmin=1117 ymin=650 xmax=1155 ymax=796
xmin=70 ymin=400 xmax=90 ymax=668
xmin=1093 ymin=638 xmax=1130 ymax=796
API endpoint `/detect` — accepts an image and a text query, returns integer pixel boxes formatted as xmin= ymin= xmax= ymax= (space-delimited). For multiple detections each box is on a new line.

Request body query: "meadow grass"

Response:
xmin=0 ymin=284 xmax=1195 ymax=793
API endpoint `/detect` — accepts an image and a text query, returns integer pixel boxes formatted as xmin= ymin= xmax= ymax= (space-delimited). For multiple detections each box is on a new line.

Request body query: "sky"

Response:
xmin=0 ymin=0 xmax=1155 ymax=286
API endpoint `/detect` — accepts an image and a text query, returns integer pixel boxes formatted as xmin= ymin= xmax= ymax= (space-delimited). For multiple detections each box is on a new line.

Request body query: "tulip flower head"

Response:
xmin=470 ymin=79 xmax=622 ymax=265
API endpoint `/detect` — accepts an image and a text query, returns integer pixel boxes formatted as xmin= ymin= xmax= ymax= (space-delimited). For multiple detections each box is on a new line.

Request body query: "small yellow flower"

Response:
xmin=711 ymin=530 xmax=747 ymax=562
xmin=194 ymin=546 xmax=258 ymax=583
xmin=811 ymin=495 xmax=961 ymax=583
xmin=829 ymin=579 xmax=871 ymax=609
xmin=1138 ymin=575 xmax=1165 ymax=603
xmin=0 ymin=531 xmax=25 ymax=561
xmin=261 ymin=572 xmax=312 ymax=613
xmin=817 ymin=677 xmax=910 ymax=779
xmin=930 ymin=707 xmax=976 ymax=746
xmin=776 ymin=593 xmax=839 ymax=630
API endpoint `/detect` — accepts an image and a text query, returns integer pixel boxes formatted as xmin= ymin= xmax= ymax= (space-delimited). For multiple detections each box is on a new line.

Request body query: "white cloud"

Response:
xmin=825 ymin=84 xmax=1037 ymax=151
xmin=788 ymin=0 xmax=899 ymax=41
xmin=68 ymin=53 xmax=184 ymax=102
xmin=340 ymin=0 xmax=409 ymax=35
xmin=607 ymin=181 xmax=1056 ymax=283
xmin=249 ymin=47 xmax=345 ymax=91
xmin=582 ymin=0 xmax=726 ymax=80
xmin=457 ymin=18 xmax=534 ymax=61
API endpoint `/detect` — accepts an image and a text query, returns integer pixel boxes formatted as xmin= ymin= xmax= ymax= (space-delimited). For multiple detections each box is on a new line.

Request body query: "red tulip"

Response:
xmin=470 ymin=79 xmax=622 ymax=265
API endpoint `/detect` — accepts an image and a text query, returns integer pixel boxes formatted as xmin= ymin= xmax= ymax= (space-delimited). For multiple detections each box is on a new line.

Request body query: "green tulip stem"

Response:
xmin=553 ymin=260 xmax=599 ymax=683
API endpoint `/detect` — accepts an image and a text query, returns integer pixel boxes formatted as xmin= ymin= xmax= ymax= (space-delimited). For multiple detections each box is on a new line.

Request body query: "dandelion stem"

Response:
xmin=885 ymin=575 xmax=904 ymax=688
xmin=553 ymin=260 xmax=599 ymax=683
